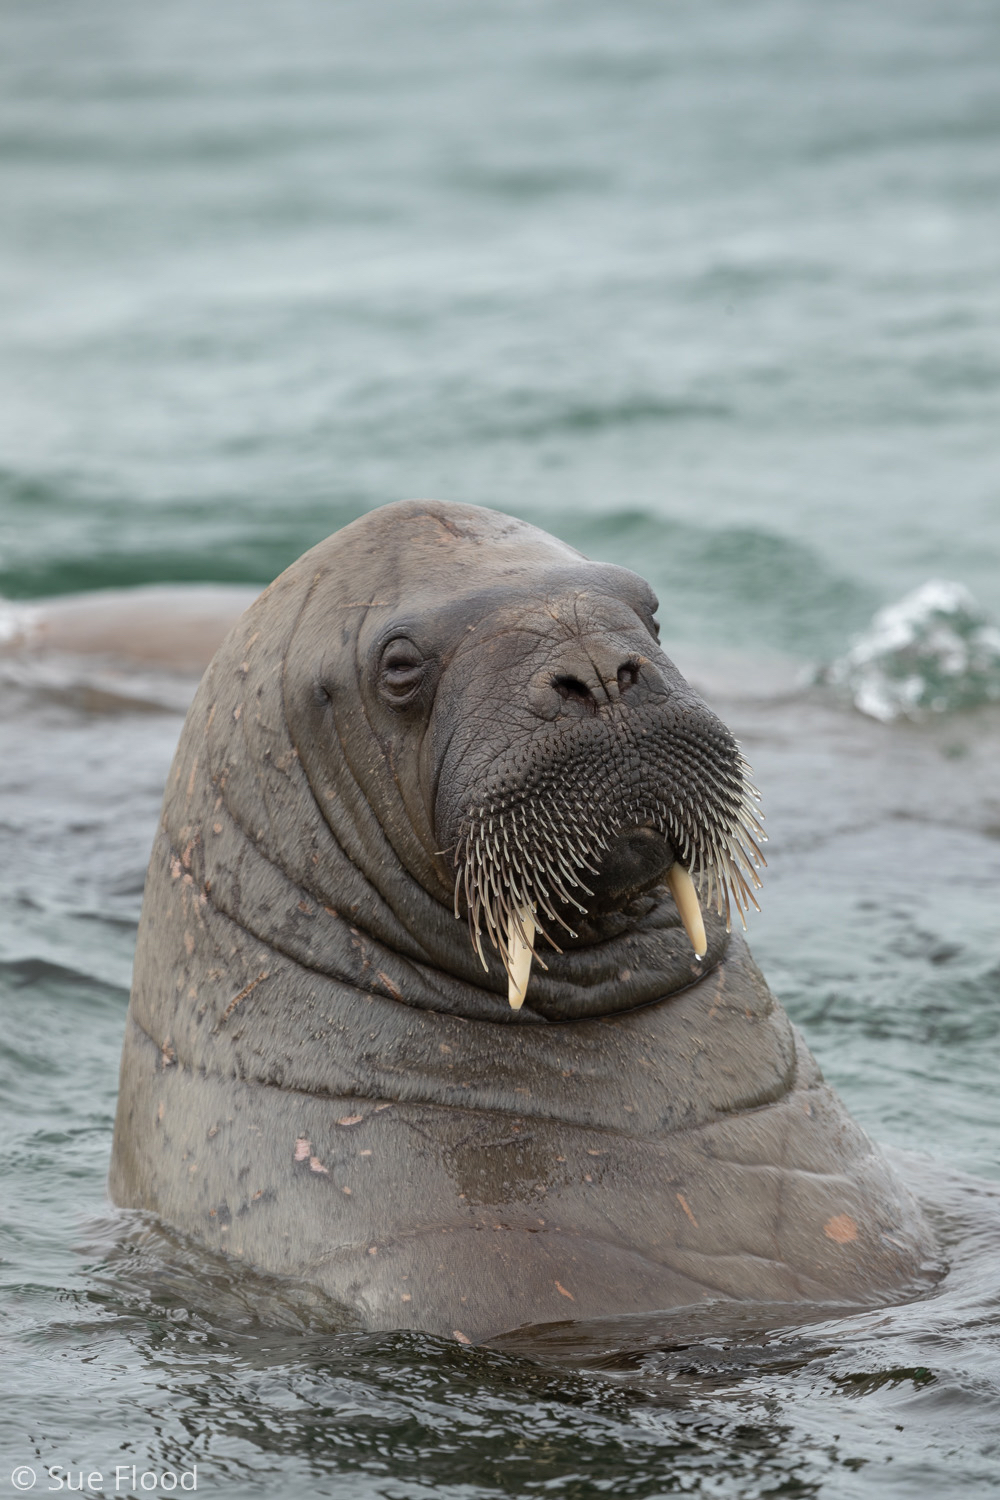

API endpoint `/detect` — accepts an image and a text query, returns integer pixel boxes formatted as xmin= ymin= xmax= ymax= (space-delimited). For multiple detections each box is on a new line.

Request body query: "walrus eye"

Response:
xmin=378 ymin=638 xmax=427 ymax=709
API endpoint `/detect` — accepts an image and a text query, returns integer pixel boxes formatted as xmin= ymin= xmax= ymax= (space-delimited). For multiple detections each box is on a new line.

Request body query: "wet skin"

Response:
xmin=109 ymin=501 xmax=935 ymax=1338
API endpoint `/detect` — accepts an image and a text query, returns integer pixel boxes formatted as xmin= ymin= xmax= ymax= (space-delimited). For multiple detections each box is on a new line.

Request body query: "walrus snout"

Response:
xmin=438 ymin=615 xmax=766 ymax=1008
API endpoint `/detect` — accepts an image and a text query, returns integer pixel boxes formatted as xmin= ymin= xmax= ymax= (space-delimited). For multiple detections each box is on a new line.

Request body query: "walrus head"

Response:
xmin=179 ymin=501 xmax=763 ymax=1024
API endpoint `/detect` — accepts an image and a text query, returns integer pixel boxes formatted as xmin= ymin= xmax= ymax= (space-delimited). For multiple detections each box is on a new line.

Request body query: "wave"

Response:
xmin=819 ymin=580 xmax=1000 ymax=721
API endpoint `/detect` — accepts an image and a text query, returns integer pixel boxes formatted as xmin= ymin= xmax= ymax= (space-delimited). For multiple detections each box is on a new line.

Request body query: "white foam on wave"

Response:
xmin=822 ymin=580 xmax=1000 ymax=721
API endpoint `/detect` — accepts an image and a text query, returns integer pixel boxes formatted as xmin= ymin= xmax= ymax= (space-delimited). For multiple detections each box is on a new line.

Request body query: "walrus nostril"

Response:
xmin=553 ymin=674 xmax=595 ymax=704
xmin=617 ymin=661 xmax=640 ymax=693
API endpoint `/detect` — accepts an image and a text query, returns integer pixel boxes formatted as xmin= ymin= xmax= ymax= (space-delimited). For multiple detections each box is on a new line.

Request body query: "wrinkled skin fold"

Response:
xmin=110 ymin=501 xmax=936 ymax=1339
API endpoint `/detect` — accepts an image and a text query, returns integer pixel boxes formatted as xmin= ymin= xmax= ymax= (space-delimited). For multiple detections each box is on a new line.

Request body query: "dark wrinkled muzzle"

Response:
xmin=432 ymin=618 xmax=765 ymax=996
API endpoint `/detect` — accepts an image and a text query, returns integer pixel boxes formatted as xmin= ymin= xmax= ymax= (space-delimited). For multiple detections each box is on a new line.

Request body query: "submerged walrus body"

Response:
xmin=110 ymin=501 xmax=934 ymax=1338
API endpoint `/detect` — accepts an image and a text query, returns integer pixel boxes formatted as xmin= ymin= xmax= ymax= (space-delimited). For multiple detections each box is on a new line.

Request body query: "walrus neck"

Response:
xmin=187 ymin=810 xmax=727 ymax=1026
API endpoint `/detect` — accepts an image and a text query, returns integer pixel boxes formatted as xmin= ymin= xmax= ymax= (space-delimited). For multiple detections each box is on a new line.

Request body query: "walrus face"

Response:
xmin=337 ymin=535 xmax=765 ymax=1010
xmin=278 ymin=502 xmax=764 ymax=1019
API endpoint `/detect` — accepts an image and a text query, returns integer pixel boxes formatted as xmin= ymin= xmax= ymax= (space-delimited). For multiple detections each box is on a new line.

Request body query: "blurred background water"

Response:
xmin=1 ymin=1 xmax=999 ymax=1496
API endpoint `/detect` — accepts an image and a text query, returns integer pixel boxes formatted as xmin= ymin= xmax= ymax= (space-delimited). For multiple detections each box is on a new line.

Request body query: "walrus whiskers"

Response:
xmin=453 ymin=753 xmax=766 ymax=1008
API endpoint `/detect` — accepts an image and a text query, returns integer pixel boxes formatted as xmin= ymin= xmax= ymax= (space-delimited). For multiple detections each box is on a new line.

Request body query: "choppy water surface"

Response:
xmin=2 ymin=1 xmax=999 ymax=1496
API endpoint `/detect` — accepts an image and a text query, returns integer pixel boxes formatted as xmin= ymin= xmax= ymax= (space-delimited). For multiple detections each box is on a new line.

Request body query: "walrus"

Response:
xmin=109 ymin=500 xmax=935 ymax=1340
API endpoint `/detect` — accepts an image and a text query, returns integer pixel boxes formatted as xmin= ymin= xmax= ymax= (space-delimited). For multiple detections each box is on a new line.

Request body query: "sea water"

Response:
xmin=2 ymin=2 xmax=999 ymax=1496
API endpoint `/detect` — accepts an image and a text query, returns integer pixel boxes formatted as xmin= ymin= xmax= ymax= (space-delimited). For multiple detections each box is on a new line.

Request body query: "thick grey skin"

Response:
xmin=110 ymin=501 xmax=935 ymax=1339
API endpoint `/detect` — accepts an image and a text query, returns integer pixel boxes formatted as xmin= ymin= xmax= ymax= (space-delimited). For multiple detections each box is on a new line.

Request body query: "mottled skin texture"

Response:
xmin=110 ymin=501 xmax=934 ymax=1339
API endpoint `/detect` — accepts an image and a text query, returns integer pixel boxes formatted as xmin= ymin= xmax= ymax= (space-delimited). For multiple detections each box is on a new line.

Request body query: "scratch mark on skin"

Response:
xmin=216 ymin=969 xmax=270 ymax=1027
xmin=309 ymin=1156 xmax=329 ymax=1175
xmin=294 ymin=1137 xmax=311 ymax=1162
xmin=427 ymin=509 xmax=468 ymax=543
xmin=453 ymin=1329 xmax=472 ymax=1344
xmin=555 ymin=1280 xmax=575 ymax=1301
xmin=676 ymin=1192 xmax=699 ymax=1228
xmin=376 ymin=970 xmax=404 ymax=1001
xmin=707 ymin=968 xmax=728 ymax=1020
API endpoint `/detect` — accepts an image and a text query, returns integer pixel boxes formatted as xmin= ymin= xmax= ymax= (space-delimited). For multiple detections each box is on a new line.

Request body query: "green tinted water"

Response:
xmin=2 ymin=1 xmax=999 ymax=1495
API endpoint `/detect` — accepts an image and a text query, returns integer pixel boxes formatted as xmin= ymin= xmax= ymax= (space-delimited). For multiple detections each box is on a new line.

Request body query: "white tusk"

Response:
xmin=507 ymin=905 xmax=536 ymax=1009
xmin=667 ymin=864 xmax=707 ymax=958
